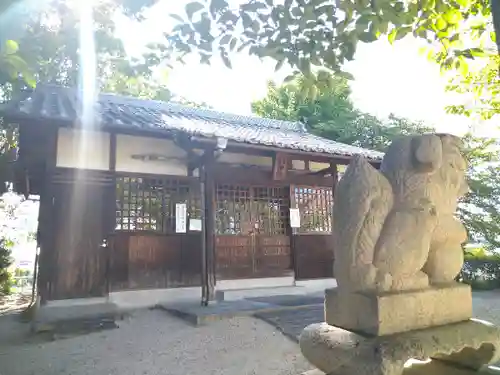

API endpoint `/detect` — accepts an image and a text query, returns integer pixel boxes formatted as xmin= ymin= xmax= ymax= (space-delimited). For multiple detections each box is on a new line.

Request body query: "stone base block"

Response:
xmin=300 ymin=360 xmax=500 ymax=375
xmin=299 ymin=319 xmax=500 ymax=375
xmin=325 ymin=282 xmax=472 ymax=336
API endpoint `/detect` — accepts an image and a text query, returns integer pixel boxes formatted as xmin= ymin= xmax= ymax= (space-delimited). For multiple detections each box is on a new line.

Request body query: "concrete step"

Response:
xmin=215 ymin=285 xmax=308 ymax=301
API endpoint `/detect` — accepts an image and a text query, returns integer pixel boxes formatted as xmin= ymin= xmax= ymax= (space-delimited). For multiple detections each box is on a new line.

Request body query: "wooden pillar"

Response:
xmin=37 ymin=125 xmax=58 ymax=303
xmin=330 ymin=162 xmax=339 ymax=195
xmin=201 ymin=150 xmax=216 ymax=305
xmin=330 ymin=162 xmax=338 ymax=278
xmin=104 ymin=132 xmax=117 ymax=295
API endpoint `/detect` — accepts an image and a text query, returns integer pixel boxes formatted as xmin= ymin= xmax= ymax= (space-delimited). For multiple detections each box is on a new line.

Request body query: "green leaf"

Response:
xmin=358 ymin=31 xmax=377 ymax=43
xmin=241 ymin=12 xmax=253 ymax=29
xmin=355 ymin=15 xmax=370 ymax=32
xmin=469 ymin=48 xmax=487 ymax=57
xmin=209 ymin=0 xmax=228 ymax=16
xmin=193 ymin=15 xmax=211 ymax=36
xmin=23 ymin=70 xmax=36 ymax=88
xmin=4 ymin=40 xmax=18 ymax=55
xmin=291 ymin=6 xmax=302 ymax=17
xmin=241 ymin=2 xmax=267 ymax=12
xmin=388 ymin=28 xmax=397 ymax=44
xmin=274 ymin=58 xmax=285 ymax=71
xmin=169 ymin=14 xmax=185 ymax=22
xmin=220 ymin=35 xmax=231 ymax=45
xmin=395 ymin=26 xmax=412 ymax=40
xmin=185 ymin=2 xmax=205 ymax=20
xmin=444 ymin=9 xmax=463 ymax=24
xmin=229 ymin=38 xmax=237 ymax=51
xmin=219 ymin=11 xmax=238 ymax=24
xmin=220 ymin=51 xmax=232 ymax=68
xmin=236 ymin=40 xmax=251 ymax=52
xmin=435 ymin=17 xmax=448 ymax=30
xmin=200 ymin=53 xmax=211 ymax=65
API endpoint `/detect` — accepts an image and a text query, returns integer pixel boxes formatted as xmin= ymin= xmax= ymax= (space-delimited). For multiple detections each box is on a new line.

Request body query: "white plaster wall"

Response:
xmin=115 ymin=134 xmax=188 ymax=176
xmin=310 ymin=161 xmax=330 ymax=171
xmin=218 ymin=152 xmax=273 ymax=167
xmin=292 ymin=160 xmax=306 ymax=170
xmin=56 ymin=128 xmax=110 ymax=170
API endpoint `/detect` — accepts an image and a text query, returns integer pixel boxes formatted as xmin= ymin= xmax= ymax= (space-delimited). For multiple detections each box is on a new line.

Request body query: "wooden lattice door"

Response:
xmin=111 ymin=176 xmax=202 ymax=290
xmin=215 ymin=184 xmax=292 ymax=279
xmin=290 ymin=185 xmax=335 ymax=279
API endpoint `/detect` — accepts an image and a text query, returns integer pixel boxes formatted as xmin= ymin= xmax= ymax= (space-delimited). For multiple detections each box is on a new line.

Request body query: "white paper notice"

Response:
xmin=290 ymin=208 xmax=301 ymax=228
xmin=189 ymin=218 xmax=202 ymax=232
xmin=175 ymin=203 xmax=187 ymax=233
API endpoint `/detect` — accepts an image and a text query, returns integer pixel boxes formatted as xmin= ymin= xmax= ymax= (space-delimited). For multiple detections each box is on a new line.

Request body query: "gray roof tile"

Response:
xmin=0 ymin=85 xmax=383 ymax=160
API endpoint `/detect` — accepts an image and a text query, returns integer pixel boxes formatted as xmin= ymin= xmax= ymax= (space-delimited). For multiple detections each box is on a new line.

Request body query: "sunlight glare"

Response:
xmin=77 ymin=0 xmax=97 ymax=129
xmin=68 ymin=0 xmax=99 ymax=264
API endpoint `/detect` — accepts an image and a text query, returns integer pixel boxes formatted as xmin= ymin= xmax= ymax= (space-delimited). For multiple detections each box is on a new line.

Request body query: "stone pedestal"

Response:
xmin=299 ymin=319 xmax=500 ymax=375
xmin=325 ymin=283 xmax=472 ymax=336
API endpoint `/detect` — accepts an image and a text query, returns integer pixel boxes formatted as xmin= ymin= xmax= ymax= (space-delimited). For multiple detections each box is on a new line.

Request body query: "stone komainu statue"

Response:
xmin=333 ymin=133 xmax=469 ymax=293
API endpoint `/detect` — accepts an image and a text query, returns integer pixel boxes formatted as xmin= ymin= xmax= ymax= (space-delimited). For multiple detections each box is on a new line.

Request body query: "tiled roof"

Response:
xmin=0 ymin=85 xmax=383 ymax=161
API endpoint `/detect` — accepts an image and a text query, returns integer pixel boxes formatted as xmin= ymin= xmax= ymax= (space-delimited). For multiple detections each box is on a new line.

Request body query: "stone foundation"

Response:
xmin=325 ymin=282 xmax=472 ymax=336
xmin=299 ymin=319 xmax=500 ymax=375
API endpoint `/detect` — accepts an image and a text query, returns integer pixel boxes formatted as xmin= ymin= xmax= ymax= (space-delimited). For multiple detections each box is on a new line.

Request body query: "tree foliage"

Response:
xmin=446 ymin=55 xmax=500 ymax=120
xmin=168 ymin=0 xmax=499 ymax=83
xmin=0 ymin=0 xmax=205 ymax=192
xmin=9 ymin=1 xmax=164 ymax=95
xmin=252 ymin=72 xmax=432 ymax=152
xmin=253 ymin=73 xmax=500 ymax=249
xmin=459 ymin=134 xmax=500 ymax=249
xmin=0 ymin=238 xmax=12 ymax=295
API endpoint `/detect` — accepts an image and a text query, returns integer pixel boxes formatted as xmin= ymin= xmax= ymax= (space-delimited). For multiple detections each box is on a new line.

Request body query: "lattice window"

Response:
xmin=216 ymin=185 xmax=289 ymax=235
xmin=293 ymin=186 xmax=333 ymax=233
xmin=115 ymin=176 xmax=201 ymax=233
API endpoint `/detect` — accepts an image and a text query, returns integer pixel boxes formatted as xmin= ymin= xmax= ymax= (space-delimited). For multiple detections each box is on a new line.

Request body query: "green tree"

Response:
xmin=0 ymin=0 xmax=207 ymax=192
xmin=168 ymin=0 xmax=500 ymax=82
xmin=253 ymin=73 xmax=500 ymax=250
xmin=459 ymin=134 xmax=500 ymax=250
xmin=446 ymin=55 xmax=500 ymax=120
xmin=0 ymin=0 xmax=168 ymax=193
xmin=252 ymin=72 xmax=432 ymax=152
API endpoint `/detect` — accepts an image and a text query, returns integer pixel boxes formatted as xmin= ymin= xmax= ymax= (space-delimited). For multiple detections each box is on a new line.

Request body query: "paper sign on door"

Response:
xmin=175 ymin=203 xmax=187 ymax=233
xmin=290 ymin=208 xmax=301 ymax=228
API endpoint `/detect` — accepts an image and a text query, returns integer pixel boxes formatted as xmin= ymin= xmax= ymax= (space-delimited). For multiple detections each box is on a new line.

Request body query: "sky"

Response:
xmin=113 ymin=0 xmax=498 ymax=138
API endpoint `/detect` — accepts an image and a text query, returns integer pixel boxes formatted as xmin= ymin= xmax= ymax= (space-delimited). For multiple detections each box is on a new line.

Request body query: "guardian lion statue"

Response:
xmin=333 ymin=133 xmax=469 ymax=293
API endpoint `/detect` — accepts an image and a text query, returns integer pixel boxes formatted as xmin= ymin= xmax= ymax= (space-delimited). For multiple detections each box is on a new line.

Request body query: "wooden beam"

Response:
xmin=272 ymin=152 xmax=289 ymax=181
xmin=200 ymin=150 xmax=217 ymax=305
xmin=309 ymin=166 xmax=334 ymax=176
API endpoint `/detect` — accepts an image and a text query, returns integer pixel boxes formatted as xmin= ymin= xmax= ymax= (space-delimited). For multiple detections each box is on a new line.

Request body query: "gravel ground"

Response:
xmin=2 ymin=290 xmax=500 ymax=375
xmin=0 ymin=309 xmax=310 ymax=375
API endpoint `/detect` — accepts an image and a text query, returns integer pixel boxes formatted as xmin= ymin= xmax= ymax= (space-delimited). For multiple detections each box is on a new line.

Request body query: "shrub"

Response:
xmin=459 ymin=247 xmax=500 ymax=290
xmin=0 ymin=239 xmax=13 ymax=295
